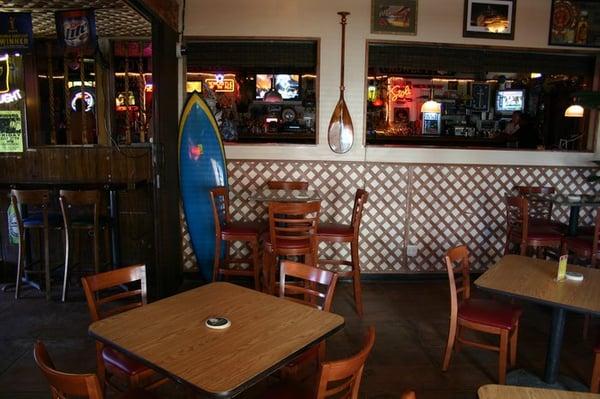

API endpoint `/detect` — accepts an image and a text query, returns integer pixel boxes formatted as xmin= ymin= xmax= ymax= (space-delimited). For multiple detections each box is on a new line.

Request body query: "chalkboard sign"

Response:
xmin=0 ymin=110 xmax=23 ymax=152
xmin=471 ymin=82 xmax=490 ymax=112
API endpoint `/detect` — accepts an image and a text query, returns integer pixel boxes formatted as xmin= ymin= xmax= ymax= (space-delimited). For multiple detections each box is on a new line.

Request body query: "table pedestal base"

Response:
xmin=507 ymin=369 xmax=588 ymax=392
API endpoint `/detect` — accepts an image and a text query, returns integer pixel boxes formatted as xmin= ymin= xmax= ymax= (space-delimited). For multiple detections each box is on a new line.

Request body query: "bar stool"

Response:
xmin=10 ymin=189 xmax=62 ymax=300
xmin=209 ymin=187 xmax=262 ymax=289
xmin=263 ymin=201 xmax=320 ymax=294
xmin=59 ymin=189 xmax=111 ymax=302
xmin=267 ymin=181 xmax=309 ymax=190
xmin=317 ymin=189 xmax=368 ymax=317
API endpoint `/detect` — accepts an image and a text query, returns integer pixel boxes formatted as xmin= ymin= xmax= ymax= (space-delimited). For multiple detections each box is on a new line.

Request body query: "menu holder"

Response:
xmin=556 ymin=255 xmax=568 ymax=282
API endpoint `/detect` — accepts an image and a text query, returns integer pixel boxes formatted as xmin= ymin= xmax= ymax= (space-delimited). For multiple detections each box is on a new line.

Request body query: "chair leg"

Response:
xmin=103 ymin=227 xmax=111 ymax=269
xmin=499 ymin=329 xmax=509 ymax=384
xmin=591 ymin=351 xmax=600 ymax=394
xmin=212 ymin=238 xmax=221 ymax=282
xmin=93 ymin=228 xmax=100 ymax=274
xmin=14 ymin=231 xmax=26 ymax=299
xmin=351 ymin=240 xmax=363 ymax=317
xmin=250 ymin=239 xmax=260 ymax=291
xmin=583 ymin=314 xmax=591 ymax=339
xmin=43 ymin=227 xmax=51 ymax=300
xmin=62 ymin=231 xmax=71 ymax=302
xmin=509 ymin=322 xmax=519 ymax=368
xmin=519 ymin=242 xmax=527 ymax=256
xmin=442 ymin=317 xmax=457 ymax=371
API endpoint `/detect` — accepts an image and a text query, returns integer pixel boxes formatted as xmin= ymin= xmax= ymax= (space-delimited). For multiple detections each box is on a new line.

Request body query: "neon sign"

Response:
xmin=0 ymin=89 xmax=22 ymax=104
xmin=390 ymin=85 xmax=412 ymax=102
xmin=206 ymin=78 xmax=235 ymax=92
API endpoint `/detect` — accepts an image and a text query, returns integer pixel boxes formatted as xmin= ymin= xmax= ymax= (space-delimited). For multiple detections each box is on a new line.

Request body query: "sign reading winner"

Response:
xmin=0 ymin=13 xmax=33 ymax=52
xmin=55 ymin=9 xmax=97 ymax=56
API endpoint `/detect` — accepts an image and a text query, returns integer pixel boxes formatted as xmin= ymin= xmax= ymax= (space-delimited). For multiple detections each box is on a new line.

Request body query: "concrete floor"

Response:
xmin=0 ymin=278 xmax=597 ymax=399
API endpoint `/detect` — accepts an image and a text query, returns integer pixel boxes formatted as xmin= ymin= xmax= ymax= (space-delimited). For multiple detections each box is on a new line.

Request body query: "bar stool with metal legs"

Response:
xmin=59 ymin=190 xmax=111 ymax=302
xmin=10 ymin=189 xmax=62 ymax=300
xmin=317 ymin=189 xmax=368 ymax=317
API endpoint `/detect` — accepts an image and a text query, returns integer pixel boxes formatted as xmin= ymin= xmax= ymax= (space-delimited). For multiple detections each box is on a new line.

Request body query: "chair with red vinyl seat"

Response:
xmin=591 ymin=341 xmax=600 ymax=393
xmin=317 ymin=189 xmax=368 ymax=317
xmin=442 ymin=245 xmax=522 ymax=384
xmin=10 ymin=189 xmax=63 ymax=300
xmin=263 ymin=326 xmax=376 ymax=399
xmin=263 ymin=201 xmax=320 ymax=294
xmin=515 ymin=186 xmax=567 ymax=233
xmin=81 ymin=265 xmax=167 ymax=392
xmin=505 ymin=196 xmax=563 ymax=258
xmin=209 ymin=187 xmax=262 ymax=289
xmin=34 ymin=340 xmax=157 ymax=399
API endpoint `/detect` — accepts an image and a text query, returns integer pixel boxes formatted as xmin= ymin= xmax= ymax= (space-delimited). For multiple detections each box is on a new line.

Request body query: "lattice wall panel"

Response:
xmin=181 ymin=161 xmax=600 ymax=274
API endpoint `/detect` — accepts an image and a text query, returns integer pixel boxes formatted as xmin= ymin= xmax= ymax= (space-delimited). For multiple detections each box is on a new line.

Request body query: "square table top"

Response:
xmin=246 ymin=188 xmax=321 ymax=202
xmin=478 ymin=384 xmax=599 ymax=398
xmin=549 ymin=194 xmax=600 ymax=207
xmin=89 ymin=282 xmax=344 ymax=397
xmin=475 ymin=255 xmax=600 ymax=315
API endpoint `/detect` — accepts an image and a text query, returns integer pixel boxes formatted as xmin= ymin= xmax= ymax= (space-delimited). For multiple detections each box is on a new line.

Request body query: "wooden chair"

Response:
xmin=34 ymin=340 xmax=157 ymax=399
xmin=442 ymin=245 xmax=522 ymax=384
xmin=505 ymin=196 xmax=562 ymax=258
xmin=10 ymin=189 xmax=62 ymax=300
xmin=267 ymin=180 xmax=309 ymax=190
xmin=209 ymin=187 xmax=262 ymax=289
xmin=60 ymin=190 xmax=111 ymax=302
xmin=81 ymin=265 xmax=166 ymax=391
xmin=263 ymin=201 xmax=320 ymax=294
xmin=263 ymin=326 xmax=376 ymax=399
xmin=317 ymin=189 xmax=368 ymax=317
xmin=561 ymin=207 xmax=600 ymax=269
xmin=592 ymin=341 xmax=600 ymax=393
xmin=515 ymin=186 xmax=566 ymax=232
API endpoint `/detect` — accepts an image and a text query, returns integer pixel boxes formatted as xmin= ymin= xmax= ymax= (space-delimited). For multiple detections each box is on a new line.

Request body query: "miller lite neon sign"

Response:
xmin=55 ymin=10 xmax=97 ymax=55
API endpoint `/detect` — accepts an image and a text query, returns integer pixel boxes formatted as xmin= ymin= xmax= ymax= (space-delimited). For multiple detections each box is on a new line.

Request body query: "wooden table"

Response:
xmin=247 ymin=188 xmax=321 ymax=202
xmin=89 ymin=282 xmax=344 ymax=397
xmin=478 ymin=384 xmax=600 ymax=398
xmin=475 ymin=255 xmax=600 ymax=385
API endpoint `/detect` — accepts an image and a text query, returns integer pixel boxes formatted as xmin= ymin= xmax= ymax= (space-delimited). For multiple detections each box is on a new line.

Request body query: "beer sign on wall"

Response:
xmin=0 ymin=110 xmax=23 ymax=152
xmin=0 ymin=13 xmax=33 ymax=52
xmin=55 ymin=9 xmax=97 ymax=56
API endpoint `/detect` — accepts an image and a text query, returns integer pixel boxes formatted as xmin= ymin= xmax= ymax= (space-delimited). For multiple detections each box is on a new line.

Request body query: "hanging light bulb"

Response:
xmin=564 ymin=104 xmax=584 ymax=118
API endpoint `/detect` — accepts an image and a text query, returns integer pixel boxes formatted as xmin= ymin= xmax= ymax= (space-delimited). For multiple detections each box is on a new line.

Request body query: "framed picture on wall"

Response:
xmin=371 ymin=0 xmax=418 ymax=35
xmin=548 ymin=0 xmax=600 ymax=48
xmin=463 ymin=0 xmax=516 ymax=40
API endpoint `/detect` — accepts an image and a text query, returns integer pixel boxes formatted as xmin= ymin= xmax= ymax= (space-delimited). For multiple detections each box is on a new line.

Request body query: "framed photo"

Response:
xmin=549 ymin=0 xmax=600 ymax=48
xmin=463 ymin=0 xmax=516 ymax=40
xmin=371 ymin=0 xmax=417 ymax=35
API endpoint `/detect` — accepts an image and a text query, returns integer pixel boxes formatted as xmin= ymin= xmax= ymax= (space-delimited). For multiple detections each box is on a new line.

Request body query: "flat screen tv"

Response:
xmin=255 ymin=74 xmax=300 ymax=100
xmin=496 ymin=90 xmax=525 ymax=114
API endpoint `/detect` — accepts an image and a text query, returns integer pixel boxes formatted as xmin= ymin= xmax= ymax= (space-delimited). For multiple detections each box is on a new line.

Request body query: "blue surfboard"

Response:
xmin=178 ymin=92 xmax=227 ymax=281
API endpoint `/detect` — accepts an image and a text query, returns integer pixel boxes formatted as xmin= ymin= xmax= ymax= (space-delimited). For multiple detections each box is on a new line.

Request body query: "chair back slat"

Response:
xmin=515 ymin=186 xmax=555 ymax=221
xmin=350 ymin=189 xmax=368 ymax=236
xmin=506 ymin=196 xmax=529 ymax=242
xmin=34 ymin=340 xmax=104 ymax=399
xmin=444 ymin=245 xmax=471 ymax=319
xmin=267 ymin=180 xmax=309 ymax=190
xmin=316 ymin=327 xmax=375 ymax=399
xmin=209 ymin=187 xmax=230 ymax=236
xmin=268 ymin=201 xmax=320 ymax=258
xmin=81 ymin=265 xmax=147 ymax=322
xmin=279 ymin=260 xmax=338 ymax=312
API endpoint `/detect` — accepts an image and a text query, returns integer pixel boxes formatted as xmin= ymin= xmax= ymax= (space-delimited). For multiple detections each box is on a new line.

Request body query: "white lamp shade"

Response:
xmin=564 ymin=104 xmax=584 ymax=118
xmin=421 ymin=100 xmax=441 ymax=113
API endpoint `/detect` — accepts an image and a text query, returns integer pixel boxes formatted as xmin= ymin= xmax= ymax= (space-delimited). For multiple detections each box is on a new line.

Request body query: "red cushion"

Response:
xmin=530 ymin=218 xmax=567 ymax=233
xmin=458 ymin=298 xmax=522 ymax=330
xmin=102 ymin=347 xmax=149 ymax=376
xmin=318 ymin=222 xmax=353 ymax=238
xmin=510 ymin=225 xmax=562 ymax=241
xmin=564 ymin=235 xmax=594 ymax=254
xmin=222 ymin=221 xmax=263 ymax=236
xmin=578 ymin=226 xmax=595 ymax=236
xmin=262 ymin=232 xmax=311 ymax=250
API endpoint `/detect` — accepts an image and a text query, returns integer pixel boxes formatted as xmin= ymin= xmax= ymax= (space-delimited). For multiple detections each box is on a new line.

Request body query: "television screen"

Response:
xmin=496 ymin=90 xmax=525 ymax=113
xmin=275 ymin=74 xmax=299 ymax=100
xmin=255 ymin=74 xmax=272 ymax=99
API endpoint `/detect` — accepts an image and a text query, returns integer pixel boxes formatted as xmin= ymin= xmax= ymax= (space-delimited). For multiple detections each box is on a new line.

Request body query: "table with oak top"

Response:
xmin=478 ymin=384 xmax=600 ymax=399
xmin=89 ymin=282 xmax=344 ymax=397
xmin=475 ymin=255 xmax=600 ymax=385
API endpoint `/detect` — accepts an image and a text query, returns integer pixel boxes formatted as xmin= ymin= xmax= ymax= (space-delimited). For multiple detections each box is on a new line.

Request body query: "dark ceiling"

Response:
xmin=1 ymin=0 xmax=150 ymax=37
